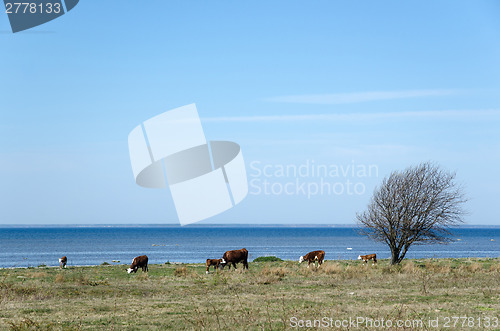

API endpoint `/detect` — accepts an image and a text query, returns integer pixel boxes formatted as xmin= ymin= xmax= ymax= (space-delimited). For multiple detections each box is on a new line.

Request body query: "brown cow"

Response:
xmin=206 ymin=259 xmax=223 ymax=274
xmin=59 ymin=256 xmax=67 ymax=268
xmin=127 ymin=255 xmax=148 ymax=273
xmin=220 ymin=248 xmax=248 ymax=270
xmin=358 ymin=254 xmax=377 ymax=265
xmin=299 ymin=250 xmax=325 ymax=268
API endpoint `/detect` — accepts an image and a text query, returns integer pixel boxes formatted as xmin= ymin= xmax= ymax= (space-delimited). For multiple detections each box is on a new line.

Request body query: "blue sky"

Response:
xmin=1 ymin=1 xmax=499 ymax=225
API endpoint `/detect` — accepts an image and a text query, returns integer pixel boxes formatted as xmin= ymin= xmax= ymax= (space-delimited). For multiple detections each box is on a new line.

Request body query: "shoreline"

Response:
xmin=1 ymin=224 xmax=500 ymax=228
xmin=2 ymin=256 xmax=499 ymax=270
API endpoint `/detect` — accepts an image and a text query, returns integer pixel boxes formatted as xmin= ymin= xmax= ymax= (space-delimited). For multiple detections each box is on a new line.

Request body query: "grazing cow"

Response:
xmin=127 ymin=255 xmax=149 ymax=273
xmin=59 ymin=256 xmax=67 ymax=268
xmin=206 ymin=259 xmax=223 ymax=274
xmin=358 ymin=254 xmax=377 ymax=265
xmin=220 ymin=248 xmax=248 ymax=270
xmin=299 ymin=250 xmax=325 ymax=268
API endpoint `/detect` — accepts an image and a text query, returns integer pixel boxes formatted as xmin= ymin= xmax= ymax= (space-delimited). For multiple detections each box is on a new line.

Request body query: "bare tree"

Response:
xmin=357 ymin=162 xmax=467 ymax=265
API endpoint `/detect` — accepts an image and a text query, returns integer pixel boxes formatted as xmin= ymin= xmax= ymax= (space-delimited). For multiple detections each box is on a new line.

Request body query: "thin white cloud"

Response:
xmin=204 ymin=109 xmax=500 ymax=123
xmin=264 ymin=89 xmax=459 ymax=104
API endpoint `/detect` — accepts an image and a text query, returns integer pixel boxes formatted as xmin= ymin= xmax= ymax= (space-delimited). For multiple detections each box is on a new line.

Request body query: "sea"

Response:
xmin=0 ymin=225 xmax=498 ymax=268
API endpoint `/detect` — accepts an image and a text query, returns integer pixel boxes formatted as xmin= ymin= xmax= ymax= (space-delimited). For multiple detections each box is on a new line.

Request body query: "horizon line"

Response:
xmin=0 ymin=223 xmax=498 ymax=228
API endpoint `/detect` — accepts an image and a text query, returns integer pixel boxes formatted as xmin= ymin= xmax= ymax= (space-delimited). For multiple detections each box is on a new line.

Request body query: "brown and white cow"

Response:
xmin=358 ymin=253 xmax=377 ymax=265
xmin=220 ymin=248 xmax=248 ymax=270
xmin=206 ymin=259 xmax=223 ymax=274
xmin=59 ymin=256 xmax=67 ymax=268
xmin=299 ymin=250 xmax=325 ymax=268
xmin=127 ymin=255 xmax=149 ymax=273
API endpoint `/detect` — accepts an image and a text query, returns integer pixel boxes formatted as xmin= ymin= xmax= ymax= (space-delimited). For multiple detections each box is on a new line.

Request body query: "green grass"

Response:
xmin=253 ymin=256 xmax=283 ymax=262
xmin=0 ymin=258 xmax=498 ymax=330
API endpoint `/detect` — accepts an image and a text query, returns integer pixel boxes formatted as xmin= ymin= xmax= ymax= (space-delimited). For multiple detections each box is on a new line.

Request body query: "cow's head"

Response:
xmin=357 ymin=255 xmax=362 ymax=260
xmin=298 ymin=256 xmax=304 ymax=264
xmin=221 ymin=258 xmax=226 ymax=264
xmin=127 ymin=268 xmax=135 ymax=274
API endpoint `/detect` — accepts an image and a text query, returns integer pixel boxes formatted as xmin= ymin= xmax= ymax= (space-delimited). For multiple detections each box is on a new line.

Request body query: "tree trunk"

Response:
xmin=390 ymin=246 xmax=400 ymax=265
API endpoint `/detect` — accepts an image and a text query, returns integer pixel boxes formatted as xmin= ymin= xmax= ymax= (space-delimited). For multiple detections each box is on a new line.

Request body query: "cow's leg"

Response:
xmin=206 ymin=265 xmax=210 ymax=274
xmin=243 ymin=261 xmax=248 ymax=270
xmin=307 ymin=261 xmax=310 ymax=268
xmin=232 ymin=262 xmax=237 ymax=270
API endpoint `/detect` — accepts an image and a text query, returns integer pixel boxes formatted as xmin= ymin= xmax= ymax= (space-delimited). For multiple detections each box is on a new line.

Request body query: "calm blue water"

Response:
xmin=0 ymin=226 xmax=498 ymax=268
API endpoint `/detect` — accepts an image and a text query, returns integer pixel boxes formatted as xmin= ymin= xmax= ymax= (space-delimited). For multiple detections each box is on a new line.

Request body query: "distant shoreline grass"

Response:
xmin=2 ymin=256 xmax=499 ymax=269
xmin=0 ymin=257 xmax=498 ymax=329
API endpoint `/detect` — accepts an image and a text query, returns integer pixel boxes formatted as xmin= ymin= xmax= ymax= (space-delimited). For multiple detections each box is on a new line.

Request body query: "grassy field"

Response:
xmin=0 ymin=258 xmax=499 ymax=330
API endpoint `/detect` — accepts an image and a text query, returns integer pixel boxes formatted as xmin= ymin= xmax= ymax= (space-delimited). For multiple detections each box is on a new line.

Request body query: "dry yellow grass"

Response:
xmin=0 ymin=258 xmax=498 ymax=330
xmin=174 ymin=266 xmax=189 ymax=277
xmin=54 ymin=274 xmax=65 ymax=283
xmin=319 ymin=262 xmax=343 ymax=274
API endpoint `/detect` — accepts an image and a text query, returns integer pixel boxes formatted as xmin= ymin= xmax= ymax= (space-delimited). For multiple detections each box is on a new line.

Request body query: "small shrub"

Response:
xmin=320 ymin=263 xmax=343 ymax=275
xmin=468 ymin=262 xmax=483 ymax=273
xmin=37 ymin=264 xmax=46 ymax=268
xmin=435 ymin=263 xmax=452 ymax=274
xmin=381 ymin=266 xmax=400 ymax=274
xmin=136 ymin=273 xmax=149 ymax=281
xmin=75 ymin=275 xmax=109 ymax=286
xmin=30 ymin=272 xmax=47 ymax=279
xmin=55 ymin=274 xmax=65 ymax=283
xmin=101 ymin=262 xmax=110 ymax=266
xmin=14 ymin=286 xmax=38 ymax=297
xmin=261 ymin=267 xmax=287 ymax=278
xmin=256 ymin=275 xmax=279 ymax=285
xmin=256 ymin=267 xmax=287 ymax=284
xmin=211 ymin=273 xmax=228 ymax=286
xmin=8 ymin=318 xmax=40 ymax=330
xmin=253 ymin=256 xmax=283 ymax=262
xmin=489 ymin=263 xmax=500 ymax=272
xmin=174 ymin=266 xmax=189 ymax=277
xmin=298 ymin=266 xmax=318 ymax=276
xmin=402 ymin=261 xmax=418 ymax=274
